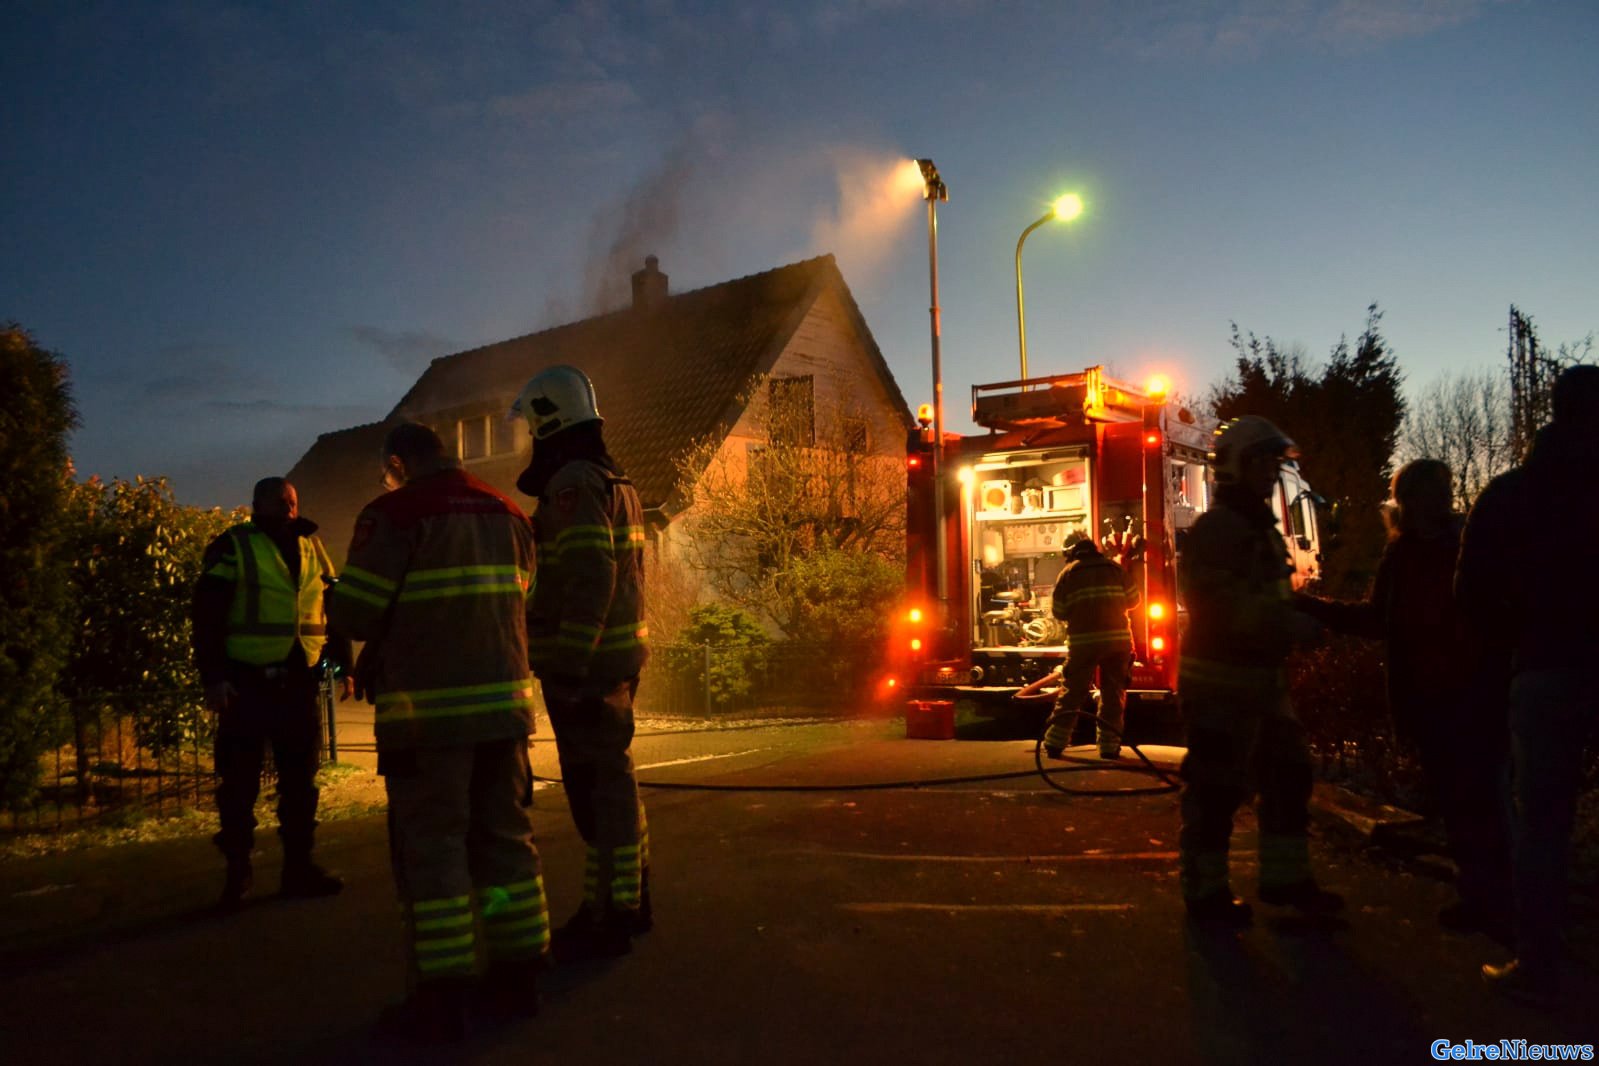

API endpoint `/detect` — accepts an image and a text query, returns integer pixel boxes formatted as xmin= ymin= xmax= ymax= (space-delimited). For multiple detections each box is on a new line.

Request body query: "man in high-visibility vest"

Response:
xmin=192 ymin=476 xmax=352 ymax=911
xmin=327 ymin=422 xmax=545 ymax=1044
xmin=1041 ymin=532 xmax=1139 ymax=760
xmin=510 ymin=365 xmax=650 ymax=962
xmin=1176 ymin=416 xmax=1342 ymax=926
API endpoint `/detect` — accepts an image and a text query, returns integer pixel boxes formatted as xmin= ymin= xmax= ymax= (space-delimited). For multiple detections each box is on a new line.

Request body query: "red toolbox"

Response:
xmin=905 ymin=699 xmax=955 ymax=740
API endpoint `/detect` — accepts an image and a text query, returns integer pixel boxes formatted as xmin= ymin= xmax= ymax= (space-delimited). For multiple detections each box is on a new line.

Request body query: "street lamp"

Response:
xmin=1014 ymin=192 xmax=1084 ymax=382
xmin=916 ymin=158 xmax=950 ymax=612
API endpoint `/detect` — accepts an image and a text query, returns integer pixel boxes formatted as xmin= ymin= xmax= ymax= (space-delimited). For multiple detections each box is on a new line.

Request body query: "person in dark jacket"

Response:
xmin=1457 ymin=364 xmax=1599 ymax=1008
xmin=192 ymin=477 xmax=352 ymax=909
xmin=1298 ymin=459 xmax=1511 ymax=936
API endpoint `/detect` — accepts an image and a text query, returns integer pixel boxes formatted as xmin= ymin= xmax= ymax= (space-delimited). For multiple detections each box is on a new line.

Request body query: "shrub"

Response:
xmin=1288 ymin=634 xmax=1423 ymax=804
xmin=0 ymin=326 xmax=77 ymax=810
xmin=677 ymin=603 xmax=770 ymax=710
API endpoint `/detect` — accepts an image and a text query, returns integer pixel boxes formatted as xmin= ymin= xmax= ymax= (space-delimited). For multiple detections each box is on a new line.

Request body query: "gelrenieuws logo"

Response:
xmin=1431 ymin=1040 xmax=1595 ymax=1061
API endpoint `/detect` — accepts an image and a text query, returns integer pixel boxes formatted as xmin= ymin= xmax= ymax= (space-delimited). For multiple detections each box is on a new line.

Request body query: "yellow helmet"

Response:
xmin=509 ymin=365 xmax=602 ymax=440
xmin=1210 ymin=415 xmax=1297 ymax=485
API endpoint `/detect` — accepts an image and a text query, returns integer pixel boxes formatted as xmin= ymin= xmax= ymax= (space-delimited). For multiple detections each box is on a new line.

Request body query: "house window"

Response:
xmin=769 ymin=376 xmax=815 ymax=447
xmin=843 ymin=417 xmax=869 ymax=454
xmin=491 ymin=414 xmax=520 ymax=457
xmin=447 ymin=412 xmax=523 ymax=462
xmin=459 ymin=416 xmax=490 ymax=461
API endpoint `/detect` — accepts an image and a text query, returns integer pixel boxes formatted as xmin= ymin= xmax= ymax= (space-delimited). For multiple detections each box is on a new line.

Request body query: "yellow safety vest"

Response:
xmin=206 ymin=525 xmax=333 ymax=667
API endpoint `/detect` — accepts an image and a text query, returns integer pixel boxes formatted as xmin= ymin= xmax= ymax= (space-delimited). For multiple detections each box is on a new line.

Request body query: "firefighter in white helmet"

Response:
xmin=511 ymin=365 xmax=651 ymax=961
xmin=1176 ymin=415 xmax=1343 ymax=925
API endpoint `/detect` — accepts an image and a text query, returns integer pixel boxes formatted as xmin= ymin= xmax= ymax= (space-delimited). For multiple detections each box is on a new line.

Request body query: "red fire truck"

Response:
xmin=891 ymin=366 xmax=1323 ymax=712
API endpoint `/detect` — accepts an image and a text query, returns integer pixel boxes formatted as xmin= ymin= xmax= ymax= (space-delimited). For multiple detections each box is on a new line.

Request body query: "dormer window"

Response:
xmin=444 ymin=410 xmax=522 ymax=462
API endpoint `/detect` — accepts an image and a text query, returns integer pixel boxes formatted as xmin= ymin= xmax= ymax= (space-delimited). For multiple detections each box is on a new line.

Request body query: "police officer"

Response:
xmin=510 ymin=365 xmax=650 ymax=962
xmin=1176 ymin=416 xmax=1342 ymax=925
xmin=192 ymin=476 xmax=350 ymax=910
xmin=327 ymin=423 xmax=546 ymax=1042
xmin=1041 ymin=531 xmax=1139 ymax=760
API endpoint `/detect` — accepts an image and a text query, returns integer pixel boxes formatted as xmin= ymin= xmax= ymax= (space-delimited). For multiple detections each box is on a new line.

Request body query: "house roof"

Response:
xmin=388 ymin=254 xmax=912 ymax=513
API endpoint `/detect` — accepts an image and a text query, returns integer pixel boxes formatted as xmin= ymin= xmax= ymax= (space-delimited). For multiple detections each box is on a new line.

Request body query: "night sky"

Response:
xmin=5 ymin=1 xmax=1595 ymax=508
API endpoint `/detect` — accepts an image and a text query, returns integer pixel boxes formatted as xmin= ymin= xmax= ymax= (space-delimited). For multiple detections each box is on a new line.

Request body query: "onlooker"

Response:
xmin=511 ymin=365 xmax=652 ymax=961
xmin=1298 ymin=460 xmax=1511 ymax=936
xmin=192 ymin=476 xmax=351 ymax=910
xmin=1458 ymin=364 xmax=1599 ymax=1008
xmin=328 ymin=423 xmax=546 ymax=1042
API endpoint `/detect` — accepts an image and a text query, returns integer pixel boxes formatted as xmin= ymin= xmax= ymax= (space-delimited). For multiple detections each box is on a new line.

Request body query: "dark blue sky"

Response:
xmin=5 ymin=0 xmax=1595 ymax=507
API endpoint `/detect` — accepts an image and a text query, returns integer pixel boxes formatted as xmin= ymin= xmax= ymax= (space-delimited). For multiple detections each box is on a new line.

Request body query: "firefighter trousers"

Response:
xmin=541 ymin=675 xmax=648 ymax=914
xmin=1042 ymin=647 xmax=1132 ymax=754
xmin=212 ymin=665 xmax=322 ymax=862
xmin=383 ymin=738 xmax=548 ymax=983
xmin=1177 ymin=693 xmax=1314 ymax=901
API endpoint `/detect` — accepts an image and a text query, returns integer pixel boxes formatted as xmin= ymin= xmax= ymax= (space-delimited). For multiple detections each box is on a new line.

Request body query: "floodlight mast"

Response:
xmin=916 ymin=158 xmax=950 ymax=615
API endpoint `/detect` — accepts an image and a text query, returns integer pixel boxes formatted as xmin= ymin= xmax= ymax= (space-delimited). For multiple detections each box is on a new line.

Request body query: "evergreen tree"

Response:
xmin=1210 ymin=304 xmax=1404 ymax=597
xmin=0 ymin=325 xmax=78 ymax=808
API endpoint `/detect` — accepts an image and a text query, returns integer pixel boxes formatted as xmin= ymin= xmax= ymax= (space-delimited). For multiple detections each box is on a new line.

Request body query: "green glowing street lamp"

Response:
xmin=1015 ymin=192 xmax=1085 ymax=382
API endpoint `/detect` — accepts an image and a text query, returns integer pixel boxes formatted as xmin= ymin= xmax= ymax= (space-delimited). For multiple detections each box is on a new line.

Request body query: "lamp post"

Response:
xmin=1014 ymin=192 xmax=1083 ymax=383
xmin=916 ymin=158 xmax=950 ymax=612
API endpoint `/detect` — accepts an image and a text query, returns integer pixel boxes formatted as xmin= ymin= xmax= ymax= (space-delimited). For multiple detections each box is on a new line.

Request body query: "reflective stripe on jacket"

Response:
xmin=527 ymin=460 xmax=648 ymax=683
xmin=203 ymin=524 xmax=332 ymax=666
xmin=1176 ymin=498 xmax=1297 ymax=699
xmin=1050 ymin=550 xmax=1138 ymax=654
xmin=327 ymin=468 xmax=537 ymax=751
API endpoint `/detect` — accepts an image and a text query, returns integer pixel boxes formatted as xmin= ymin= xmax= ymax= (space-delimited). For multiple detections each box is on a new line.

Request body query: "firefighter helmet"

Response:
xmin=509 ymin=365 xmax=602 ymax=440
xmin=1210 ymin=415 xmax=1297 ymax=485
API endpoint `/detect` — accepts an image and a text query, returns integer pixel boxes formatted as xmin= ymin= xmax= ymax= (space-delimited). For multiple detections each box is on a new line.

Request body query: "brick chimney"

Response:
xmin=631 ymin=255 xmax=668 ymax=311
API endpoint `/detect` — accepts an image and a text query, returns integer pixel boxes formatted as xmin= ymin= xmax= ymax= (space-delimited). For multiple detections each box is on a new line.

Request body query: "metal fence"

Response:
xmin=2 ymin=673 xmax=340 ymax=833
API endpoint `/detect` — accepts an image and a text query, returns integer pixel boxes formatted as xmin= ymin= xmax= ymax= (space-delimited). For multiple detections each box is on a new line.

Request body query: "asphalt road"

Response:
xmin=2 ymin=717 xmax=1596 ymax=1065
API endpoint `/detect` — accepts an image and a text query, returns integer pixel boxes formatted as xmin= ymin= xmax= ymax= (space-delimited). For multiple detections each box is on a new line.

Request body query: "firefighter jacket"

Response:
xmin=327 ymin=467 xmax=537 ymax=751
xmin=526 ymin=459 xmax=648 ymax=684
xmin=192 ymin=521 xmax=340 ymax=684
xmin=1177 ymin=488 xmax=1303 ymax=700
xmin=1050 ymin=545 xmax=1138 ymax=656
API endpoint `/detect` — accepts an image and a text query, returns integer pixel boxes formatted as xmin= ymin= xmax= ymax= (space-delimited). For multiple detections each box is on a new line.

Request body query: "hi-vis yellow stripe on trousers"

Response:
xmin=410 ymin=894 xmax=476 ymax=976
xmin=479 ymin=876 xmax=550 ymax=961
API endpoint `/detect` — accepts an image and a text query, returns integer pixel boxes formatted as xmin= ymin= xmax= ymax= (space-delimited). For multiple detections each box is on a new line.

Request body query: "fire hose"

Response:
xmin=527 ymin=701 xmax=1181 ymax=798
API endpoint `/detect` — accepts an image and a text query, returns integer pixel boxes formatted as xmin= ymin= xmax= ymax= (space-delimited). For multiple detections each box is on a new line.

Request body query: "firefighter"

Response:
xmin=327 ymin=423 xmax=546 ymax=1042
xmin=1041 ymin=530 xmax=1139 ymax=760
xmin=1176 ymin=416 xmax=1342 ymax=925
xmin=510 ymin=365 xmax=650 ymax=962
xmin=192 ymin=477 xmax=351 ymax=910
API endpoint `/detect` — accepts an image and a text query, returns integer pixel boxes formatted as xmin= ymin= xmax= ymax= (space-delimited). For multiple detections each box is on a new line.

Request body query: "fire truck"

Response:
xmin=891 ymin=366 xmax=1324 ymax=712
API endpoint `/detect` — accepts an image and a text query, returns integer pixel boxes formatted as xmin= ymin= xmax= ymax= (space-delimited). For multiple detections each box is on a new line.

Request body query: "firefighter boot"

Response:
xmin=551 ymin=903 xmax=632 ymax=963
xmin=280 ymin=856 xmax=344 ymax=898
xmin=1184 ymin=892 xmax=1254 ymax=927
xmin=389 ymin=979 xmax=472 ymax=1044
xmin=1481 ymin=959 xmax=1560 ymax=1010
xmin=479 ymin=960 xmax=543 ymax=1023
xmin=1258 ymin=878 xmax=1345 ymax=915
xmin=218 ymin=856 xmax=253 ymax=912
xmin=633 ymin=867 xmax=653 ymax=934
